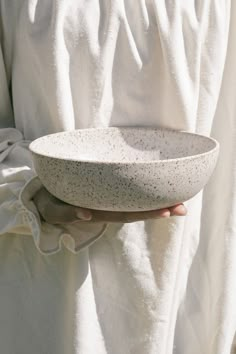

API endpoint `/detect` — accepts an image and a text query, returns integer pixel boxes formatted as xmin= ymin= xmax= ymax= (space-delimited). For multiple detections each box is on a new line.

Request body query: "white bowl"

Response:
xmin=29 ymin=127 xmax=219 ymax=212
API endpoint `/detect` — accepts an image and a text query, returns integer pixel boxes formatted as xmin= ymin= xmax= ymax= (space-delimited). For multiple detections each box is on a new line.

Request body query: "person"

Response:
xmin=0 ymin=1 xmax=235 ymax=353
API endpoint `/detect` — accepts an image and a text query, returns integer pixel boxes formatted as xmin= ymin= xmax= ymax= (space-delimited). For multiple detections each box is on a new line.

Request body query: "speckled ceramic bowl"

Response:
xmin=29 ymin=127 xmax=219 ymax=212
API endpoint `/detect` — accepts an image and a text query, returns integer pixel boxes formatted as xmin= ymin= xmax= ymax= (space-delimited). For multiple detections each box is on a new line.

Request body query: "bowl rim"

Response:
xmin=29 ymin=127 xmax=220 ymax=165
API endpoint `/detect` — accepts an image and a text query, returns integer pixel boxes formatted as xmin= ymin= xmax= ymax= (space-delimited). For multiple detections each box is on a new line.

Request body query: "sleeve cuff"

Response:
xmin=19 ymin=176 xmax=108 ymax=255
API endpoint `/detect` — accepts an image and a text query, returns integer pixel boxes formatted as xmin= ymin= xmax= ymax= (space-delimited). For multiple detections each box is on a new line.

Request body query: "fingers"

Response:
xmin=89 ymin=208 xmax=171 ymax=223
xmin=34 ymin=187 xmax=187 ymax=225
xmin=89 ymin=204 xmax=187 ymax=223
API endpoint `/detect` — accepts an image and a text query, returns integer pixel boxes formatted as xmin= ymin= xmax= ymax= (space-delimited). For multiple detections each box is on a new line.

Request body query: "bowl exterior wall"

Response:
xmin=32 ymin=147 xmax=219 ymax=211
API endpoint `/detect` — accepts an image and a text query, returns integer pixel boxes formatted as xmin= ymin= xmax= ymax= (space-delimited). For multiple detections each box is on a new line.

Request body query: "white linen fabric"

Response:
xmin=0 ymin=1 xmax=235 ymax=353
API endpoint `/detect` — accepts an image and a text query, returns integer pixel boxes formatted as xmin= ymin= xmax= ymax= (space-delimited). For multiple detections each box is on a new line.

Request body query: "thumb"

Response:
xmin=34 ymin=187 xmax=92 ymax=224
xmin=47 ymin=204 xmax=92 ymax=224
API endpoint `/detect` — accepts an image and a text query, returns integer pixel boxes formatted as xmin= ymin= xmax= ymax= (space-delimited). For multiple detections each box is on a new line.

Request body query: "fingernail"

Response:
xmin=178 ymin=205 xmax=187 ymax=214
xmin=162 ymin=210 xmax=171 ymax=217
xmin=171 ymin=205 xmax=187 ymax=216
xmin=76 ymin=209 xmax=92 ymax=220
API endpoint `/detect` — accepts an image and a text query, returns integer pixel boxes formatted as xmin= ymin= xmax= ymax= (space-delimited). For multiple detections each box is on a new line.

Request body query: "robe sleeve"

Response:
xmin=0 ymin=35 xmax=107 ymax=255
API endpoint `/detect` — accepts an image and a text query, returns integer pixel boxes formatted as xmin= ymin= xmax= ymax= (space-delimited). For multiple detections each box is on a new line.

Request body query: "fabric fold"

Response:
xmin=0 ymin=128 xmax=107 ymax=255
xmin=20 ymin=176 xmax=108 ymax=254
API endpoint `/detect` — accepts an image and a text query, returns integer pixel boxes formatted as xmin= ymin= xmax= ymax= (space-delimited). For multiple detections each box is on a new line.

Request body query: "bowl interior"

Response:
xmin=30 ymin=127 xmax=217 ymax=163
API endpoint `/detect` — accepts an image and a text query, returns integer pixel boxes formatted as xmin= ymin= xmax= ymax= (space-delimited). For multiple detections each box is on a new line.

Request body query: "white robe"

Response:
xmin=0 ymin=1 xmax=235 ymax=353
